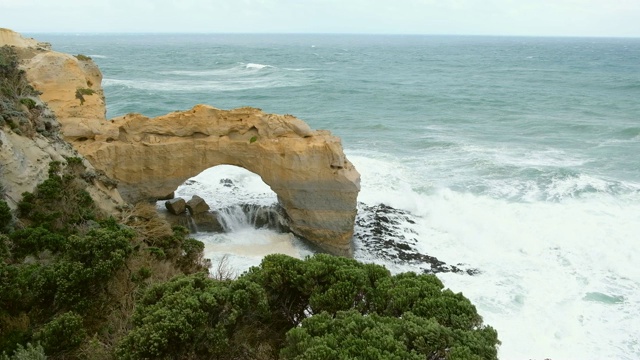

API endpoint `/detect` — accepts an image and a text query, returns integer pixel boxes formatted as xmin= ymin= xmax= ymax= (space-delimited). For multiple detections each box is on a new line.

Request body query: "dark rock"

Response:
xmin=191 ymin=212 xmax=224 ymax=232
xmin=220 ymin=178 xmax=234 ymax=188
xmin=186 ymin=195 xmax=210 ymax=215
xmin=159 ymin=210 xmax=223 ymax=233
xmin=354 ymin=203 xmax=479 ymax=275
xmin=165 ymin=198 xmax=186 ymax=215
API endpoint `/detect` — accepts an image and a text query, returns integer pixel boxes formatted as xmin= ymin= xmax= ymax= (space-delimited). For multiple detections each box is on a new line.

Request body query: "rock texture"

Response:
xmin=77 ymin=105 xmax=361 ymax=255
xmin=0 ymin=28 xmax=47 ymax=49
xmin=186 ymin=195 xmax=210 ymax=215
xmin=0 ymin=29 xmax=123 ymax=214
xmin=2 ymin=29 xmax=361 ymax=256
xmin=23 ymin=51 xmax=107 ymax=141
xmin=165 ymin=198 xmax=186 ymax=215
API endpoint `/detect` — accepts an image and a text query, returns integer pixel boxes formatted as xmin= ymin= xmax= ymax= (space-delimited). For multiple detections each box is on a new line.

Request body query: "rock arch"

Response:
xmin=77 ymin=105 xmax=361 ymax=256
xmin=5 ymin=29 xmax=360 ymax=256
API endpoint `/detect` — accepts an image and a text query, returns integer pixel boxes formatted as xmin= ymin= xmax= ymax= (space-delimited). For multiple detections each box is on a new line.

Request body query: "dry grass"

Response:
xmin=119 ymin=202 xmax=173 ymax=245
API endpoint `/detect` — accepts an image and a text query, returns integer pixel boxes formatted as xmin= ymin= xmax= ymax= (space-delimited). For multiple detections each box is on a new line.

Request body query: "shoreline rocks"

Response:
xmin=165 ymin=198 xmax=186 ymax=215
xmin=355 ymin=203 xmax=479 ymax=275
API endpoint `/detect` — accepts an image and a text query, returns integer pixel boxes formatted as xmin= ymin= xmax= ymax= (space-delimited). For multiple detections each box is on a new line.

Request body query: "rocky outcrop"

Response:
xmin=0 ymin=28 xmax=48 ymax=49
xmin=355 ymin=203 xmax=478 ymax=275
xmin=76 ymin=105 xmax=361 ymax=255
xmin=23 ymin=50 xmax=107 ymax=141
xmin=2 ymin=29 xmax=361 ymax=256
xmin=0 ymin=30 xmax=123 ymax=215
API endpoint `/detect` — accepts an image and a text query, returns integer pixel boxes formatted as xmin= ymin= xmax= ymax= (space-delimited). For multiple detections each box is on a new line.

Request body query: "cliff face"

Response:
xmin=79 ymin=105 xmax=361 ymax=256
xmin=1 ymin=29 xmax=360 ymax=256
xmin=0 ymin=28 xmax=123 ymax=214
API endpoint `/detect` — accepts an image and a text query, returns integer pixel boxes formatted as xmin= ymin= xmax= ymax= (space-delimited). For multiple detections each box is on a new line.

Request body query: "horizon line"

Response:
xmin=20 ymin=31 xmax=640 ymax=40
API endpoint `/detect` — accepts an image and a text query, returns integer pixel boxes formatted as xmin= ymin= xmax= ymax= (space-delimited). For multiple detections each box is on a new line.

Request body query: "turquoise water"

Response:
xmin=37 ymin=34 xmax=640 ymax=359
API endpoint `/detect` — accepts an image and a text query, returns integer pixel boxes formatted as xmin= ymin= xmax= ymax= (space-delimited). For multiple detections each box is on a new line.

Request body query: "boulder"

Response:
xmin=165 ymin=198 xmax=186 ymax=215
xmin=186 ymin=195 xmax=210 ymax=215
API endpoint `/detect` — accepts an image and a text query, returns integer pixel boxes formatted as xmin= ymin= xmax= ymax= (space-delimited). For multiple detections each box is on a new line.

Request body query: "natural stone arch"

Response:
xmin=78 ymin=105 xmax=361 ymax=256
xmin=4 ymin=29 xmax=360 ymax=256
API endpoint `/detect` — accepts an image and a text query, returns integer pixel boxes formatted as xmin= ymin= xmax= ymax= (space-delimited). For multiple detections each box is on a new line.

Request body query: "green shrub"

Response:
xmin=53 ymin=226 xmax=134 ymax=311
xmin=116 ymin=274 xmax=270 ymax=360
xmin=75 ymin=88 xmax=95 ymax=105
xmin=0 ymin=342 xmax=46 ymax=360
xmin=18 ymin=98 xmax=36 ymax=110
xmin=0 ymin=46 xmax=37 ymax=100
xmin=17 ymin=161 xmax=98 ymax=233
xmin=34 ymin=311 xmax=86 ymax=355
xmin=9 ymin=227 xmax=66 ymax=259
xmin=74 ymin=54 xmax=92 ymax=61
xmin=0 ymin=200 xmax=11 ymax=233
xmin=76 ymin=88 xmax=95 ymax=96
xmin=119 ymin=254 xmax=500 ymax=360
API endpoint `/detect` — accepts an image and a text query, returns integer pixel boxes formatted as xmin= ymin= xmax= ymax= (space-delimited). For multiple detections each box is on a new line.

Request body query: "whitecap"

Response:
xmin=88 ymin=54 xmax=107 ymax=58
xmin=245 ymin=63 xmax=272 ymax=70
xmin=102 ymin=76 xmax=305 ymax=92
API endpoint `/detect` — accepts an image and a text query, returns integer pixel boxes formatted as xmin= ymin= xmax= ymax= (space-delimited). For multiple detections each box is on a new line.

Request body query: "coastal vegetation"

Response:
xmin=0 ymin=159 xmax=499 ymax=359
xmin=73 ymin=54 xmax=92 ymax=62
xmin=0 ymin=46 xmax=56 ymax=138
xmin=74 ymin=88 xmax=95 ymax=105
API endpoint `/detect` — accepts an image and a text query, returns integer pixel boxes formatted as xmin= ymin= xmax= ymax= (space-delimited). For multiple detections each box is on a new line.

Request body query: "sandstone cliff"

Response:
xmin=1 ymin=29 xmax=360 ymax=256
xmin=0 ymin=28 xmax=123 ymax=215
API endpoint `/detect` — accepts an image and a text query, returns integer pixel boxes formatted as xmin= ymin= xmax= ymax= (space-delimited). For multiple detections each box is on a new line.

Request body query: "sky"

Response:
xmin=1 ymin=0 xmax=640 ymax=37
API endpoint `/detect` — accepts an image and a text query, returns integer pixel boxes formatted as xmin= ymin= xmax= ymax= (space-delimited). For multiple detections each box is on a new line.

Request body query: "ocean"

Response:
xmin=35 ymin=33 xmax=640 ymax=360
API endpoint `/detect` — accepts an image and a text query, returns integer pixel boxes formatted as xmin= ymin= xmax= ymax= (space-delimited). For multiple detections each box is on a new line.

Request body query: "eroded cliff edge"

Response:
xmin=1 ymin=28 xmax=361 ymax=256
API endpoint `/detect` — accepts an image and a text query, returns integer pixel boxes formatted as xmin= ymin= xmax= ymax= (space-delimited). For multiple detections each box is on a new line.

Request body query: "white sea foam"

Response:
xmin=160 ymin=63 xmax=275 ymax=77
xmin=458 ymin=143 xmax=589 ymax=168
xmin=174 ymin=165 xmax=277 ymax=208
xmin=174 ymin=165 xmax=313 ymax=274
xmin=88 ymin=54 xmax=107 ymax=58
xmin=103 ymin=76 xmax=304 ymax=92
xmin=166 ymin=153 xmax=640 ymax=360
xmin=349 ymin=153 xmax=640 ymax=360
xmin=245 ymin=63 xmax=272 ymax=70
xmin=198 ymin=230 xmax=313 ymax=275
xmin=103 ymin=62 xmax=309 ymax=92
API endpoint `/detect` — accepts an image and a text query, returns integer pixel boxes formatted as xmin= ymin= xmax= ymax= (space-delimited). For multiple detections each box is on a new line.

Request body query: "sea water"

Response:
xmin=37 ymin=33 xmax=640 ymax=360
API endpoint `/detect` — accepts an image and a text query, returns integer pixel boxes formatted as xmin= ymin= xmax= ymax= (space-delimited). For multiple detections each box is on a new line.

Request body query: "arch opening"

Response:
xmin=81 ymin=105 xmax=360 ymax=256
xmin=159 ymin=165 xmax=317 ymax=273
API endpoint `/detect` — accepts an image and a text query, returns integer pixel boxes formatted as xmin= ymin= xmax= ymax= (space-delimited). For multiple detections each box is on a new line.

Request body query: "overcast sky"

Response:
xmin=1 ymin=0 xmax=639 ymax=37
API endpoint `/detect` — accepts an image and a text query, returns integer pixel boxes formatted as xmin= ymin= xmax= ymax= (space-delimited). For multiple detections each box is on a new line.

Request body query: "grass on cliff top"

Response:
xmin=0 ymin=45 xmax=57 ymax=138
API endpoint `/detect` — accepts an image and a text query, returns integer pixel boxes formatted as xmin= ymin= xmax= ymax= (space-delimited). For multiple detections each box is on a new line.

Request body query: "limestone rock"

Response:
xmin=186 ymin=195 xmax=210 ymax=215
xmin=0 ymin=29 xmax=123 ymax=215
xmin=0 ymin=129 xmax=124 ymax=215
xmin=157 ymin=192 xmax=175 ymax=200
xmin=0 ymin=29 xmax=107 ymax=142
xmin=3 ymin=29 xmax=361 ymax=256
xmin=73 ymin=105 xmax=361 ymax=255
xmin=0 ymin=28 xmax=49 ymax=49
xmin=23 ymin=52 xmax=106 ymax=140
xmin=165 ymin=198 xmax=186 ymax=215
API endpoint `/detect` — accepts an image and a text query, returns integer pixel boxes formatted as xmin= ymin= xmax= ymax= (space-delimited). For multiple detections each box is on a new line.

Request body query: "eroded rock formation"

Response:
xmin=76 ymin=105 xmax=360 ymax=255
xmin=0 ymin=29 xmax=123 ymax=214
xmin=2 ymin=28 xmax=361 ymax=256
